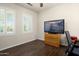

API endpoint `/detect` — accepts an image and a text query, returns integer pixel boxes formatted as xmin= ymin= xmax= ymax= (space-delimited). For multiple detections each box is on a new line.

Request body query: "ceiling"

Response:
xmin=17 ymin=3 xmax=58 ymax=12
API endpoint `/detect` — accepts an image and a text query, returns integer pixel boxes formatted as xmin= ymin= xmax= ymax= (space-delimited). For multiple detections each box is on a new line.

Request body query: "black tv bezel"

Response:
xmin=44 ymin=19 xmax=65 ymax=34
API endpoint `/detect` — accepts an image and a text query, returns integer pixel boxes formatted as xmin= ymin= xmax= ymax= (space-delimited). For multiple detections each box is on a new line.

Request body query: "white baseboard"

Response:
xmin=0 ymin=39 xmax=35 ymax=51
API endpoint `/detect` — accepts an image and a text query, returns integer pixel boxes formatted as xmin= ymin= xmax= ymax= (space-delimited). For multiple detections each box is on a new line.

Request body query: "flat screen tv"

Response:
xmin=44 ymin=19 xmax=64 ymax=34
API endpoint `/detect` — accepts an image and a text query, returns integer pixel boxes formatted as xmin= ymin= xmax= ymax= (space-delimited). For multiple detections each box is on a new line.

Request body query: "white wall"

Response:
xmin=38 ymin=4 xmax=79 ymax=45
xmin=0 ymin=3 xmax=38 ymax=51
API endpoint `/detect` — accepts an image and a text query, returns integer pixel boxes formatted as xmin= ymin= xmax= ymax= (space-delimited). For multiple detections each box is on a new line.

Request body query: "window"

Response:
xmin=0 ymin=8 xmax=15 ymax=34
xmin=6 ymin=10 xmax=15 ymax=33
xmin=23 ymin=14 xmax=32 ymax=33
xmin=0 ymin=9 xmax=5 ymax=33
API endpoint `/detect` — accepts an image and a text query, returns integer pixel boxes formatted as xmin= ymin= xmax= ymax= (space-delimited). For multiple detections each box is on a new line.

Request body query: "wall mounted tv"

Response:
xmin=44 ymin=19 xmax=64 ymax=34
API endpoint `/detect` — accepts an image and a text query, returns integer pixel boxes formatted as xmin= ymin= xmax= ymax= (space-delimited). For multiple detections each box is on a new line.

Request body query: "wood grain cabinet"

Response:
xmin=44 ymin=32 xmax=61 ymax=47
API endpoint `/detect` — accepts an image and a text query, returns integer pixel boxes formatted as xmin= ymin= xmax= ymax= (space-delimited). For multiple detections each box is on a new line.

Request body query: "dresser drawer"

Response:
xmin=45 ymin=36 xmax=60 ymax=39
xmin=45 ymin=33 xmax=60 ymax=39
xmin=45 ymin=41 xmax=60 ymax=47
xmin=45 ymin=38 xmax=60 ymax=43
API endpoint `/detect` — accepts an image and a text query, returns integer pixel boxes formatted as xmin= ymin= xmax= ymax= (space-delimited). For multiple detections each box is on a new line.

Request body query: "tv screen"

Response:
xmin=44 ymin=19 xmax=64 ymax=34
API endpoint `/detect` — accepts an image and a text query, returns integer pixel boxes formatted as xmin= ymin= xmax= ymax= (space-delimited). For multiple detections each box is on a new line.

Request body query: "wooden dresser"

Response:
xmin=44 ymin=32 xmax=61 ymax=47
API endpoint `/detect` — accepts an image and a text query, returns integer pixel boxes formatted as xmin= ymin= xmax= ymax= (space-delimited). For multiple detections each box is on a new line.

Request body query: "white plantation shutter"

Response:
xmin=23 ymin=14 xmax=32 ymax=33
xmin=0 ymin=8 xmax=15 ymax=34
xmin=0 ymin=9 xmax=5 ymax=33
xmin=6 ymin=9 xmax=15 ymax=33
